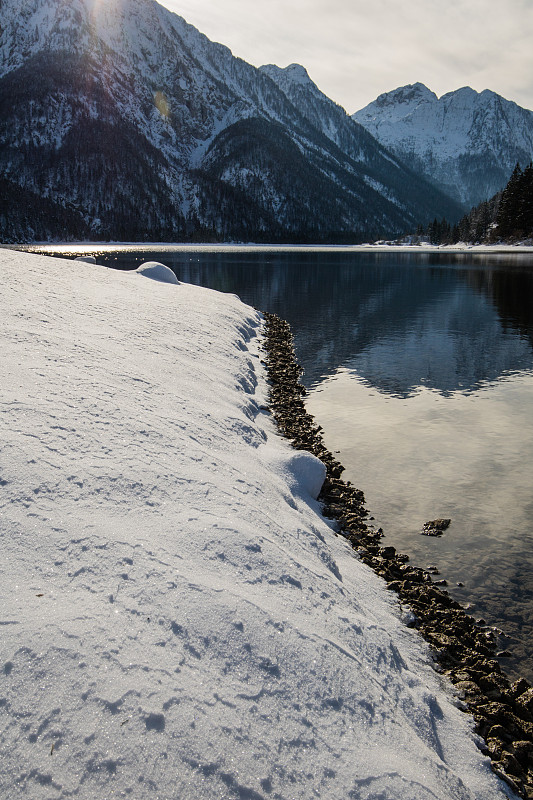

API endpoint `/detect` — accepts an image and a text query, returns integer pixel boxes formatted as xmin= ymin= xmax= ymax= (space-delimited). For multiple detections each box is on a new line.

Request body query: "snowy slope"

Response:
xmin=260 ymin=63 xmax=357 ymax=151
xmin=353 ymin=83 xmax=533 ymax=208
xmin=0 ymin=249 xmax=514 ymax=800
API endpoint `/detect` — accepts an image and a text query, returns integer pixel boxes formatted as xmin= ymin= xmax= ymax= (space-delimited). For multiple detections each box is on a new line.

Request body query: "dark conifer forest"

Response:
xmin=419 ymin=163 xmax=533 ymax=245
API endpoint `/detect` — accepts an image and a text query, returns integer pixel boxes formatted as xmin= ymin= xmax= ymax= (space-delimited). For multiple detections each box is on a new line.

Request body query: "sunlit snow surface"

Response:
xmin=0 ymin=250 xmax=514 ymax=799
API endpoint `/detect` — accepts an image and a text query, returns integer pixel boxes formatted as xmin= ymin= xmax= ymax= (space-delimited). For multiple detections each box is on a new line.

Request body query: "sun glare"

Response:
xmin=154 ymin=90 xmax=171 ymax=119
xmin=88 ymin=0 xmax=107 ymax=17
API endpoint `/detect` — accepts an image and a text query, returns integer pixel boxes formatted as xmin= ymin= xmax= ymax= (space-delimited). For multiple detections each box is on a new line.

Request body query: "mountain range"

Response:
xmin=353 ymin=82 xmax=533 ymax=209
xmin=0 ymin=0 xmax=462 ymax=243
xmin=0 ymin=0 xmax=531 ymax=243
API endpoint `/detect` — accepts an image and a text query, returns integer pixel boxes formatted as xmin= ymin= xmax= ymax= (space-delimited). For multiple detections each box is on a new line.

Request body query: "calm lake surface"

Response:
xmin=21 ymin=244 xmax=533 ymax=681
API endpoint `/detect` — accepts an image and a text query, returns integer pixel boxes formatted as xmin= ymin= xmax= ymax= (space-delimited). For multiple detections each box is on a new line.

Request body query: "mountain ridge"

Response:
xmin=0 ymin=0 xmax=462 ymax=242
xmin=353 ymin=83 xmax=533 ymax=208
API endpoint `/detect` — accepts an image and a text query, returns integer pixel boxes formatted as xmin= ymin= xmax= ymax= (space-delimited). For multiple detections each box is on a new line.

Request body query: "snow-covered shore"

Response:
xmin=0 ymin=249 xmax=515 ymax=799
xmin=7 ymin=241 xmax=533 ymax=255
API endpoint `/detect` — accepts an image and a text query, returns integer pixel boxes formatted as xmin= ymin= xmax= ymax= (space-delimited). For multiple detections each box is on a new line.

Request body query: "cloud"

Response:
xmin=163 ymin=0 xmax=533 ymax=112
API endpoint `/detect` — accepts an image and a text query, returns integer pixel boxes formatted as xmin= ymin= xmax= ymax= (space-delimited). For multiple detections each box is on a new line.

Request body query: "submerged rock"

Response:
xmin=422 ymin=518 xmax=451 ymax=536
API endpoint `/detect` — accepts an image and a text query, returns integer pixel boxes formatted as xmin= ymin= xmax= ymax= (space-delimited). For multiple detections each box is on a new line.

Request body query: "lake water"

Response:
xmin=20 ymin=244 xmax=533 ymax=682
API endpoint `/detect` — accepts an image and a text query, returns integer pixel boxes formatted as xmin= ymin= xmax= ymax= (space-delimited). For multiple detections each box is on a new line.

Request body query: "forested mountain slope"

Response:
xmin=0 ymin=0 xmax=462 ymax=242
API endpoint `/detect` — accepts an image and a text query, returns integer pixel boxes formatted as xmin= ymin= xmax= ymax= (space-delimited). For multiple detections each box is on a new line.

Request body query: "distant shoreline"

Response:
xmin=4 ymin=241 xmax=533 ymax=255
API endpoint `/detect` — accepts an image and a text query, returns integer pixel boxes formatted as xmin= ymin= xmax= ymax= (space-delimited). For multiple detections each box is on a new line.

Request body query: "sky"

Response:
xmin=158 ymin=0 xmax=533 ymax=114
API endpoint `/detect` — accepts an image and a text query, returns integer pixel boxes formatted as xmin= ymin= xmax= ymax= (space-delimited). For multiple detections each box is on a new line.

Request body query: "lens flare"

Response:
xmin=154 ymin=91 xmax=170 ymax=119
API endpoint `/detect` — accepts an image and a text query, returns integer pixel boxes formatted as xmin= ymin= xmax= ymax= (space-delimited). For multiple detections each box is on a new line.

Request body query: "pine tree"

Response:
xmin=496 ymin=162 xmax=523 ymax=239
xmin=515 ymin=162 xmax=533 ymax=238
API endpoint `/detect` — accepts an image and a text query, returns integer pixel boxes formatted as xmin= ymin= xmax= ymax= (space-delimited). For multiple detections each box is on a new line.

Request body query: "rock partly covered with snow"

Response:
xmin=136 ymin=261 xmax=180 ymax=284
xmin=353 ymin=83 xmax=533 ymax=208
xmin=0 ymin=249 xmax=514 ymax=800
xmin=260 ymin=63 xmax=316 ymax=91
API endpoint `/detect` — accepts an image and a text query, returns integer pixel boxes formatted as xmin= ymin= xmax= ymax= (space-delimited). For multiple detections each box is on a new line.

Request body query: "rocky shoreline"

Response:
xmin=262 ymin=310 xmax=533 ymax=799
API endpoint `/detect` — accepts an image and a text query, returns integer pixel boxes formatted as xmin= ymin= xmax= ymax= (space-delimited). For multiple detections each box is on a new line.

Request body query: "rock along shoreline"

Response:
xmin=262 ymin=310 xmax=533 ymax=800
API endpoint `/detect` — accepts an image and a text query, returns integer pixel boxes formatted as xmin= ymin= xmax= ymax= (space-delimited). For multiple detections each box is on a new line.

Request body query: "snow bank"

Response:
xmin=0 ymin=249 xmax=514 ymax=800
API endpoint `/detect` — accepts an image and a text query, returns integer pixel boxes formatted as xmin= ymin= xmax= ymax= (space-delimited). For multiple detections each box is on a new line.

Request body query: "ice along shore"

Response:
xmin=0 ymin=248 xmax=518 ymax=800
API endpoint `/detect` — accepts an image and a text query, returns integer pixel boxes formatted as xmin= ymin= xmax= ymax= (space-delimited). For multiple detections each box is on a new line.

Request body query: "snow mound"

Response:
xmin=267 ymin=448 xmax=326 ymax=501
xmin=74 ymin=255 xmax=97 ymax=264
xmin=136 ymin=260 xmax=180 ymax=284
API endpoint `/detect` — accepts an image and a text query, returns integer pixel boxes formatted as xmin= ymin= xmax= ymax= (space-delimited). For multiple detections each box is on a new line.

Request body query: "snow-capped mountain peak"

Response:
xmin=373 ymin=82 xmax=436 ymax=109
xmin=260 ymin=62 xmax=314 ymax=89
xmin=353 ymin=84 xmax=533 ymax=208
